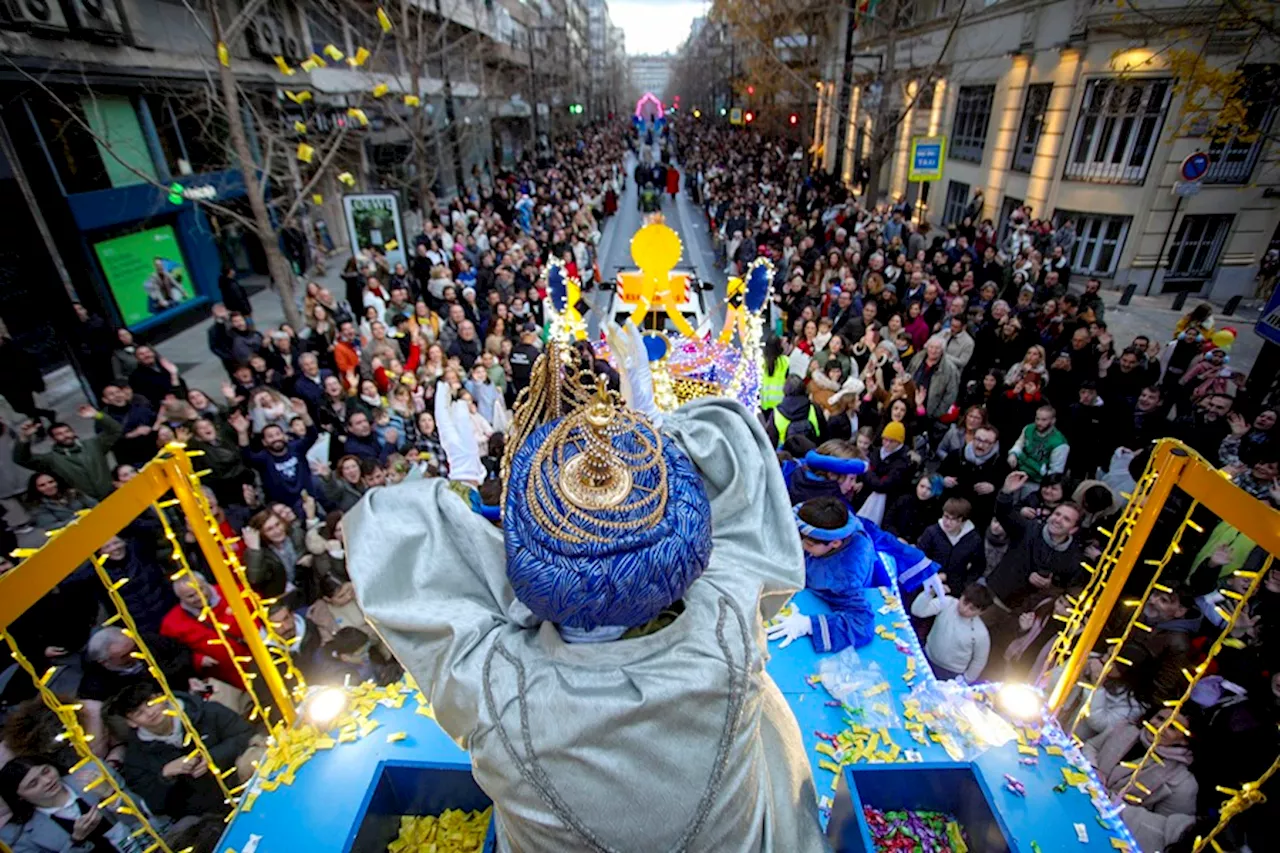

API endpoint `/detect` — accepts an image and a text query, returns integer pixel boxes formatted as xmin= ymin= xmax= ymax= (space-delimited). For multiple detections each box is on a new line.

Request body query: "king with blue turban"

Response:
xmin=344 ymin=325 xmax=828 ymax=852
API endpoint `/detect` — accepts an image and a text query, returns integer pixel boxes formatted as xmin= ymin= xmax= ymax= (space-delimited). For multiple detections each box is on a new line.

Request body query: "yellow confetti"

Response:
xmin=1045 ymin=745 xmax=1064 ymax=756
xmin=865 ymin=682 xmax=889 ymax=697
xmin=308 ymin=53 xmax=328 ymax=68
xmin=403 ymin=94 xmax=421 ymax=107
xmin=377 ymin=7 xmax=393 ymax=32
xmin=1017 ymin=744 xmax=1039 ymax=757
xmin=284 ymin=90 xmax=312 ymax=104
xmin=217 ymin=42 xmax=230 ymax=67
xmin=372 ymin=83 xmax=389 ymax=98
xmin=293 ymin=120 xmax=307 ymax=134
xmin=338 ymin=171 xmax=356 ymax=186
xmin=818 ymin=759 xmax=842 ymax=774
xmin=347 ymin=108 xmax=369 ymax=126
xmin=387 ymin=731 xmax=408 ymax=743
xmin=1062 ymin=767 xmax=1090 ymax=786
xmin=312 ymin=194 xmax=324 ymax=205
xmin=273 ymin=55 xmax=294 ymax=75
xmin=296 ymin=142 xmax=315 ymax=163
xmin=323 ymin=44 xmax=344 ymax=61
xmin=384 ymin=239 xmax=399 ymax=251
xmin=348 ymin=47 xmax=370 ymax=67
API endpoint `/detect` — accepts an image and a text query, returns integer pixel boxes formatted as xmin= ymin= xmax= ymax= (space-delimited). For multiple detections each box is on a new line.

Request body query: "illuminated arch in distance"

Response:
xmin=634 ymin=92 xmax=665 ymax=120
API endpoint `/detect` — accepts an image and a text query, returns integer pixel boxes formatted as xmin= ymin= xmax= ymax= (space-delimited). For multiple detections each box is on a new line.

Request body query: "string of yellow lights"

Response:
xmin=1067 ymin=501 xmax=1200 ymax=740
xmin=0 ymin=632 xmax=179 ymax=853
xmin=88 ymin=544 xmax=236 ymax=805
xmin=1115 ymin=554 xmax=1273 ymax=814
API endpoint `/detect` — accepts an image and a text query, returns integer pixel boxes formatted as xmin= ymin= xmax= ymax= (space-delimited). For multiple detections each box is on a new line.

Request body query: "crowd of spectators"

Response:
xmin=683 ymin=119 xmax=1277 ymax=851
xmin=0 ymin=124 xmax=627 ymax=851
xmin=1 ymin=113 xmax=1278 ymax=851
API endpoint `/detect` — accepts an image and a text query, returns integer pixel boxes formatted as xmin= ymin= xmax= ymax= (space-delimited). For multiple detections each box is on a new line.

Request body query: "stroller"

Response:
xmin=639 ymin=185 xmax=660 ymax=213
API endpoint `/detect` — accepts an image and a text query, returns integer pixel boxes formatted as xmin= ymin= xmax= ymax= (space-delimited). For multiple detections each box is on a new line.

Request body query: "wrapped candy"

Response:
xmin=862 ymin=806 xmax=969 ymax=853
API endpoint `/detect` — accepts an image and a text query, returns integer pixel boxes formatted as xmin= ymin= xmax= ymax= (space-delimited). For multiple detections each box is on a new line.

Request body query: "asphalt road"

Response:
xmin=587 ymin=143 xmax=729 ymax=338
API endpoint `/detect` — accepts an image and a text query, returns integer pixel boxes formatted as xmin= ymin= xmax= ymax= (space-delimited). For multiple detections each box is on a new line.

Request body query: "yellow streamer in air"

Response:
xmin=216 ymin=42 xmax=230 ymax=67
xmin=296 ymin=143 xmax=315 ymax=164
xmin=273 ymin=56 xmax=294 ymax=76
xmin=377 ymin=7 xmax=393 ymax=32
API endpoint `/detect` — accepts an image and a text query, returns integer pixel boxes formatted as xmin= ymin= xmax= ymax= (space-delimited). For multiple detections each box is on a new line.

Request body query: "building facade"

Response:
xmin=0 ymin=0 xmax=550 ymax=360
xmin=630 ymin=54 xmax=674 ymax=101
xmin=821 ymin=0 xmax=1280 ymax=300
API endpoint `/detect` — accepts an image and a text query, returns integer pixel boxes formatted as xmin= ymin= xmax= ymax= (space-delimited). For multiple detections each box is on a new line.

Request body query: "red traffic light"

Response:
xmin=746 ymin=85 xmax=755 ymax=96
xmin=744 ymin=111 xmax=755 ymax=123
xmin=789 ymin=113 xmax=798 ymax=125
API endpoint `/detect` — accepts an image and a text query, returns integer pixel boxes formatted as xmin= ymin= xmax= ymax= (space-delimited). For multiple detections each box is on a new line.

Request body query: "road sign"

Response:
xmin=908 ymin=136 xmax=946 ymax=182
xmin=729 ymin=107 xmax=743 ymax=126
xmin=1180 ymin=151 xmax=1210 ymax=182
xmin=1257 ymin=286 xmax=1280 ymax=346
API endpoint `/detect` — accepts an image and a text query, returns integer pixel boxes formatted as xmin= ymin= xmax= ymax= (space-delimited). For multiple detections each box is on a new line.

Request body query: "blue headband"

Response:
xmin=804 ymin=451 xmax=869 ymax=476
xmin=469 ymin=490 xmax=502 ymax=522
xmin=794 ymin=505 xmax=863 ymax=541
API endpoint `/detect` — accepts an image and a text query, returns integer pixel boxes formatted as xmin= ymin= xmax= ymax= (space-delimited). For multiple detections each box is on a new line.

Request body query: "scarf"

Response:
xmin=962 ymin=441 xmax=999 ymax=465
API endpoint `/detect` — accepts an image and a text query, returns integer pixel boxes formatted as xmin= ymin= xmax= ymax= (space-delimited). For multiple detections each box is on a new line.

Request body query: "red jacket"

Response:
xmin=160 ymin=591 xmax=250 ymax=689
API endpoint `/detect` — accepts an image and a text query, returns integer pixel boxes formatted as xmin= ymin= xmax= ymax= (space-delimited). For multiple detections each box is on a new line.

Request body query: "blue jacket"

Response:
xmin=99 ymin=536 xmax=178 ymax=634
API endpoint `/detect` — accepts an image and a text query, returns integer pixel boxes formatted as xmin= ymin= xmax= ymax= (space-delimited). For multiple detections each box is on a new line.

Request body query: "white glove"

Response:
xmin=766 ymin=612 xmax=813 ymax=648
xmin=604 ymin=319 xmax=661 ymax=427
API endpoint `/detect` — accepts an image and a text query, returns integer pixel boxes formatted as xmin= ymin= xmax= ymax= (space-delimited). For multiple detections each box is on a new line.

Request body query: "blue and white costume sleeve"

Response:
xmin=857 ymin=515 xmax=938 ymax=593
xmin=793 ymin=509 xmax=940 ymax=653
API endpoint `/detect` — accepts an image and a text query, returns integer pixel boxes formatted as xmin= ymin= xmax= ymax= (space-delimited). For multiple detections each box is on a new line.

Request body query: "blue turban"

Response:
xmin=504 ymin=417 xmax=713 ymax=630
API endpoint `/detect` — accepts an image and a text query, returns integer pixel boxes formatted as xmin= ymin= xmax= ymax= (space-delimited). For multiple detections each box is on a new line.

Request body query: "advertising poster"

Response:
xmin=343 ymin=193 xmax=407 ymax=268
xmin=93 ymin=224 xmax=195 ymax=327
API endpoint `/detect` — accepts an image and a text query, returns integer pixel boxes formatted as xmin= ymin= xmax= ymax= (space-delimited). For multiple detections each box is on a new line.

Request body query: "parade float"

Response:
xmin=1 ymin=217 xmax=1276 ymax=853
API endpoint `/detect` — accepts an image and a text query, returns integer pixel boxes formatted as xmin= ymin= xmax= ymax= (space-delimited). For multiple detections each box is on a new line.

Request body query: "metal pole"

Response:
xmin=528 ymin=31 xmax=539 ymax=151
xmin=1146 ymin=193 xmax=1184 ymax=296
xmin=434 ymin=0 xmax=467 ymax=197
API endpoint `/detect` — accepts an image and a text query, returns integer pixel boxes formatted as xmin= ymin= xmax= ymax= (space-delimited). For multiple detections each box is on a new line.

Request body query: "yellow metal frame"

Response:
xmin=1049 ymin=439 xmax=1280 ymax=711
xmin=0 ymin=445 xmax=296 ymax=724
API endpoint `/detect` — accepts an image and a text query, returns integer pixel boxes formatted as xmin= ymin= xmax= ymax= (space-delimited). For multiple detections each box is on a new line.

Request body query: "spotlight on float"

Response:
xmin=304 ymin=686 xmax=348 ymax=727
xmin=996 ymin=683 xmax=1042 ymax=721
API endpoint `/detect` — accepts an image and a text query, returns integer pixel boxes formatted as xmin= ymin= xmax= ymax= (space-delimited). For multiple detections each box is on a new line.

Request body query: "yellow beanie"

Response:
xmin=881 ymin=421 xmax=906 ymax=444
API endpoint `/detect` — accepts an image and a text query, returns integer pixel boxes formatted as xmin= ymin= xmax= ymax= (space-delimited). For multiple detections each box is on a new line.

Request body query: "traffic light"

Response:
xmin=744 ymin=110 xmax=754 ymax=123
xmin=693 ymin=109 xmax=702 ymax=118
xmin=568 ymin=104 xmax=584 ymax=114
xmin=719 ymin=107 xmax=727 ymax=116
xmin=746 ymin=85 xmax=755 ymax=96
xmin=789 ymin=113 xmax=798 ymax=125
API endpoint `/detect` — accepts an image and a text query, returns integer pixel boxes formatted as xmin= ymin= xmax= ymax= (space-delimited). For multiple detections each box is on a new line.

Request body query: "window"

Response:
xmin=1205 ymin=65 xmax=1278 ymax=184
xmin=998 ymin=195 xmax=1024 ymax=244
xmin=27 ymin=92 xmax=159 ymax=194
xmin=941 ymin=180 xmax=971 ymax=228
xmin=1011 ymin=83 xmax=1051 ymax=172
xmin=1167 ymin=215 xmax=1233 ymax=280
xmin=949 ymin=84 xmax=995 ymax=163
xmin=1065 ymin=78 xmax=1171 ymax=183
xmin=1055 ymin=211 xmax=1131 ymax=276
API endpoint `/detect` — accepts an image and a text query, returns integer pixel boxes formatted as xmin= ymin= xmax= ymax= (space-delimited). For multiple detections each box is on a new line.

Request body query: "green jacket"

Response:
xmin=13 ymin=414 xmax=122 ymax=499
xmin=1013 ymin=424 xmax=1069 ymax=482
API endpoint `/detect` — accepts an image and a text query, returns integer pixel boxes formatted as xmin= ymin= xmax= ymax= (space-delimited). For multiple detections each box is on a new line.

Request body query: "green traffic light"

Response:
xmin=719 ymin=108 xmax=727 ymax=116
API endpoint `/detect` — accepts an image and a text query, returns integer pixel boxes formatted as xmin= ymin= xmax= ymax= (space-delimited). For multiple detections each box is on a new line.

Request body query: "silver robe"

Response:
xmin=345 ymin=398 xmax=828 ymax=852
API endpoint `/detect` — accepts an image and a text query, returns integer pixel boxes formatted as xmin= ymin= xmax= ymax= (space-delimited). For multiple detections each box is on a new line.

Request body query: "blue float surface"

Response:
xmin=774 ymin=587 xmax=1136 ymax=852
xmin=220 ymin=576 xmax=1138 ymax=852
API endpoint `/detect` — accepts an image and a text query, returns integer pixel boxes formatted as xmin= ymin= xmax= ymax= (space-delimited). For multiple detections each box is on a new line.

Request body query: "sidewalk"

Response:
xmin=1091 ymin=285 xmax=1265 ymax=373
xmin=3 ymin=265 xmax=351 ymax=436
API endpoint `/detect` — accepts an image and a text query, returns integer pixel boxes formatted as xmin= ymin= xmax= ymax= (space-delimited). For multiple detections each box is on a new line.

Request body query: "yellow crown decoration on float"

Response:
xmin=542 ymin=214 xmax=775 ymax=412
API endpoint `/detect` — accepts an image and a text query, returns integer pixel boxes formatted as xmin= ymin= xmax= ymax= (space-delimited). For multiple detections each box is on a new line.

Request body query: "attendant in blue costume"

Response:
xmin=768 ymin=497 xmax=941 ymax=653
xmin=782 ymin=440 xmax=868 ymax=506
